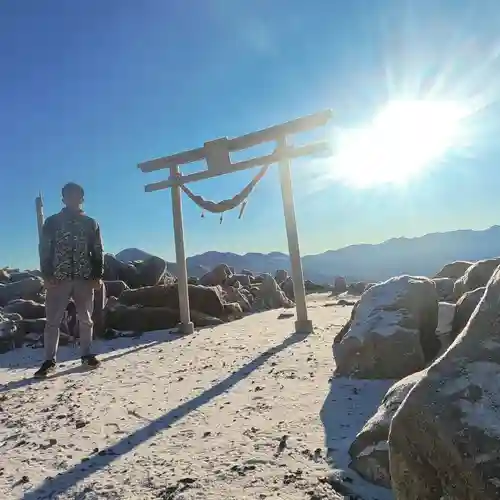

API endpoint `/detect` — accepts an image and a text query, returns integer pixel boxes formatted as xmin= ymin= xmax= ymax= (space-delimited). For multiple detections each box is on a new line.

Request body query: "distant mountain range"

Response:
xmin=116 ymin=225 xmax=500 ymax=283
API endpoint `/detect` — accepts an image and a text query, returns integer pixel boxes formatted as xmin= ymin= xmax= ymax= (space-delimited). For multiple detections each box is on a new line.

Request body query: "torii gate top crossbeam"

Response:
xmin=138 ymin=109 xmax=332 ymax=192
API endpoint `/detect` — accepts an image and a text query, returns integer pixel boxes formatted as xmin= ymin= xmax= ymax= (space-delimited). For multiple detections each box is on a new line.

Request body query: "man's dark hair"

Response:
xmin=62 ymin=182 xmax=84 ymax=197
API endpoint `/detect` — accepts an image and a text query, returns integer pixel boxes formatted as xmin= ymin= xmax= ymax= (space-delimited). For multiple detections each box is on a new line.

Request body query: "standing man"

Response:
xmin=35 ymin=182 xmax=104 ymax=378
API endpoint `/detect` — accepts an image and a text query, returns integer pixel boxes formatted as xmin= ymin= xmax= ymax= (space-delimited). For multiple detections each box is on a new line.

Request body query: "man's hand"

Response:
xmin=90 ymin=279 xmax=103 ymax=290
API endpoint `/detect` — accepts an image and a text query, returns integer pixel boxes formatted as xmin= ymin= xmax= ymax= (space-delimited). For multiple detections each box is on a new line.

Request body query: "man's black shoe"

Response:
xmin=34 ymin=360 xmax=56 ymax=379
xmin=81 ymin=354 xmax=100 ymax=368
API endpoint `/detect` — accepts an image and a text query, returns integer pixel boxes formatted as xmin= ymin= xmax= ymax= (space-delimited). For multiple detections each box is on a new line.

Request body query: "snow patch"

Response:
xmin=442 ymin=361 xmax=500 ymax=438
xmin=344 ymin=276 xmax=428 ymax=342
xmin=357 ymin=440 xmax=389 ymax=458
xmin=436 ymin=302 xmax=455 ymax=336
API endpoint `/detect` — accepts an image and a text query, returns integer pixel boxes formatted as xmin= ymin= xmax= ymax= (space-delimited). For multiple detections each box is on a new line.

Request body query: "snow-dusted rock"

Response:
xmin=333 ymin=276 xmax=347 ymax=294
xmin=434 ymin=260 xmax=473 ymax=280
xmin=200 ymin=264 xmax=233 ymax=287
xmin=432 ymin=277 xmax=454 ymax=302
xmin=0 ymin=277 xmax=44 ymax=306
xmin=451 ymin=286 xmax=485 ymax=341
xmin=0 ymin=313 xmax=17 ymax=339
xmin=389 ymin=266 xmax=500 ymax=500
xmin=253 ymin=274 xmax=294 ymax=311
xmin=274 ymin=269 xmax=289 ymax=284
xmin=349 ymin=371 xmax=423 ymax=488
xmin=453 ymin=258 xmax=500 ymax=300
xmin=333 ymin=275 xmax=439 ymax=379
xmin=3 ymin=299 xmax=45 ymax=319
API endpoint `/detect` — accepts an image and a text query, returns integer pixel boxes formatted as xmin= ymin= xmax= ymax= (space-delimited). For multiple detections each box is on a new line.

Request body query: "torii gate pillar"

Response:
xmin=138 ymin=110 xmax=332 ymax=335
xmin=170 ymin=165 xmax=195 ymax=335
xmin=277 ymin=137 xmax=311 ymax=333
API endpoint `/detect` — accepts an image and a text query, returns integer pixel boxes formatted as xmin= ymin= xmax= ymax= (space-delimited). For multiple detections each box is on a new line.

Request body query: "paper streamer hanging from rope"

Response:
xmin=179 ymin=164 xmax=270 ymax=215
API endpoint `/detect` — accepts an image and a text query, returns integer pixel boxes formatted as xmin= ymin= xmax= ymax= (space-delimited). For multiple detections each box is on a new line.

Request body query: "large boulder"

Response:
xmin=282 ymin=276 xmax=294 ymax=301
xmin=227 ymin=274 xmax=251 ymax=288
xmin=199 ymin=264 xmax=233 ymax=287
xmin=0 ymin=277 xmax=44 ymax=306
xmin=119 ymin=284 xmax=226 ymax=318
xmin=275 ymin=269 xmax=289 ymax=284
xmin=92 ymin=281 xmax=106 ymax=336
xmin=223 ymin=286 xmax=252 ymax=313
xmin=106 ymin=304 xmax=223 ymax=332
xmin=389 ymin=266 xmax=500 ymax=500
xmin=432 ymin=277 xmax=455 ymax=302
xmin=434 ymin=260 xmax=473 ymax=280
xmin=333 ymin=275 xmax=440 ymax=379
xmin=349 ymin=371 xmax=423 ymax=488
xmin=347 ymin=282 xmax=371 ymax=295
xmin=451 ymin=286 xmax=485 ymax=341
xmin=8 ymin=271 xmax=38 ymax=283
xmin=253 ymin=274 xmax=294 ymax=311
xmin=103 ymin=254 xmax=170 ymax=288
xmin=3 ymin=299 xmax=45 ymax=319
xmin=0 ymin=312 xmax=17 ymax=339
xmin=333 ymin=276 xmax=347 ymax=294
xmin=453 ymin=258 xmax=500 ymax=300
xmin=104 ymin=280 xmax=129 ymax=299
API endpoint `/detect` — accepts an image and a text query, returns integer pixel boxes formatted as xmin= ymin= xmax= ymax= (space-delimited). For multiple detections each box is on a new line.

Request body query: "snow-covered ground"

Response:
xmin=0 ymin=294 xmax=393 ymax=500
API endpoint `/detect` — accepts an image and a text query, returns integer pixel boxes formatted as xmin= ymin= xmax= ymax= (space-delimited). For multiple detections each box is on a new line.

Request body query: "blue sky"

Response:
xmin=2 ymin=0 xmax=500 ymax=269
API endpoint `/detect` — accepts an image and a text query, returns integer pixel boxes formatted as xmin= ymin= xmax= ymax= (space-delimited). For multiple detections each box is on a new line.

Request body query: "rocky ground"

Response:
xmin=0 ymin=294 xmax=391 ymax=500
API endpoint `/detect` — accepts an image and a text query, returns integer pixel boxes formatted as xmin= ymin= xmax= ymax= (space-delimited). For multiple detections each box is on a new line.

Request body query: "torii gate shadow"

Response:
xmin=21 ymin=330 xmax=311 ymax=500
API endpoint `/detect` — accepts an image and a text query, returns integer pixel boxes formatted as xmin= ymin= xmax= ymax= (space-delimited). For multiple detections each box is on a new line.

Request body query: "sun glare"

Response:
xmin=328 ymin=100 xmax=468 ymax=188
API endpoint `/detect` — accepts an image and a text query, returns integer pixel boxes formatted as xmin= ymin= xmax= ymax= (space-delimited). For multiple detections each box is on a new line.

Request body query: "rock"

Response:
xmin=8 ymin=271 xmax=38 ymax=283
xmin=241 ymin=269 xmax=254 ymax=276
xmin=389 ymin=266 xmax=500 ymax=500
xmin=106 ymin=304 xmax=223 ymax=332
xmin=134 ymin=256 xmax=172 ymax=287
xmin=282 ymin=276 xmax=294 ymax=301
xmin=275 ymin=269 xmax=289 ymax=284
xmin=104 ymin=280 xmax=129 ymax=299
xmin=103 ymin=254 xmax=170 ymax=289
xmin=347 ymin=282 xmax=371 ymax=295
xmin=334 ymin=276 xmax=347 ymax=294
xmin=253 ymin=274 xmax=294 ymax=311
xmin=19 ymin=318 xmax=46 ymax=334
xmin=227 ymin=274 xmax=251 ymax=288
xmin=223 ymin=286 xmax=251 ymax=313
xmin=304 ymin=280 xmax=326 ymax=292
xmin=451 ymin=286 xmax=485 ymax=341
xmin=432 ymin=277 xmax=454 ymax=302
xmin=199 ymin=264 xmax=233 ymax=286
xmin=453 ymin=258 xmax=500 ymax=300
xmin=434 ymin=260 xmax=473 ymax=280
xmin=0 ymin=277 xmax=44 ymax=306
xmin=0 ymin=313 xmax=17 ymax=339
xmin=333 ymin=275 xmax=440 ymax=379
xmin=222 ymin=302 xmax=244 ymax=320
xmin=3 ymin=299 xmax=45 ymax=319
xmin=0 ymin=269 xmax=10 ymax=282
xmin=92 ymin=281 xmax=106 ymax=337
xmin=119 ymin=284 xmax=226 ymax=318
xmin=349 ymin=371 xmax=423 ymax=488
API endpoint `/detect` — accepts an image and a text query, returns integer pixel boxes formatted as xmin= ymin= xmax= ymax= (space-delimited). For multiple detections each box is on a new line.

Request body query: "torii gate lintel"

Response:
xmin=138 ymin=110 xmax=333 ymax=335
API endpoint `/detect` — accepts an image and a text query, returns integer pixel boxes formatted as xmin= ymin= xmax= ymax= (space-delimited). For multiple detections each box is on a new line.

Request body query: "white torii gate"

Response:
xmin=138 ymin=110 xmax=332 ymax=335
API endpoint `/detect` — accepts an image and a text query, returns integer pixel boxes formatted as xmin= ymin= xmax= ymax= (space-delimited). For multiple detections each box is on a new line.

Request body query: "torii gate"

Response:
xmin=138 ymin=110 xmax=332 ymax=335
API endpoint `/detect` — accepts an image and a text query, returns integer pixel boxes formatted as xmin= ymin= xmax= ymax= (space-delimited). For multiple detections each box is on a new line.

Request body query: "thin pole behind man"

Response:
xmin=35 ymin=182 xmax=104 ymax=378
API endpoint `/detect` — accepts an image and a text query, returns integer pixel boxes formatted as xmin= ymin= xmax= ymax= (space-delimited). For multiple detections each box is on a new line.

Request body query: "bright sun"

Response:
xmin=329 ymin=100 xmax=467 ymax=188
